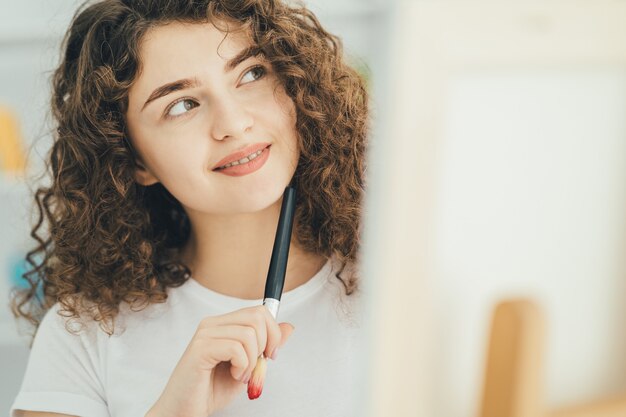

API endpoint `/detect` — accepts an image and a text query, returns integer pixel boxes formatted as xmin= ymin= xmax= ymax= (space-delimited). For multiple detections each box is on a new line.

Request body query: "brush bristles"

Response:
xmin=247 ymin=355 xmax=267 ymax=400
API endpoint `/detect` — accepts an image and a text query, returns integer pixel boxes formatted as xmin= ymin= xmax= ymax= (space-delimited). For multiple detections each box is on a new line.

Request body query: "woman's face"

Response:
xmin=125 ymin=21 xmax=299 ymax=214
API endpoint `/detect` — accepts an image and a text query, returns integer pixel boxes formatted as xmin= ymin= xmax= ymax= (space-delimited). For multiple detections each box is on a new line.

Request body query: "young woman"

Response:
xmin=10 ymin=0 xmax=368 ymax=416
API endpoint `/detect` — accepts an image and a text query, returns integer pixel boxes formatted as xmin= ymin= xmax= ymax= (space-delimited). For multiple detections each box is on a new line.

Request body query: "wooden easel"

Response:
xmin=478 ymin=299 xmax=626 ymax=417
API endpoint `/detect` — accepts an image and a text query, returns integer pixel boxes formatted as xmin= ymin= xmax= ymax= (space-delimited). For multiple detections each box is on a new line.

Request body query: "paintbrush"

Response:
xmin=247 ymin=185 xmax=297 ymax=400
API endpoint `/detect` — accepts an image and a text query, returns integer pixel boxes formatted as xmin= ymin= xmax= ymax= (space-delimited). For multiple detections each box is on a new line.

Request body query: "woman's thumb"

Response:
xmin=278 ymin=322 xmax=295 ymax=347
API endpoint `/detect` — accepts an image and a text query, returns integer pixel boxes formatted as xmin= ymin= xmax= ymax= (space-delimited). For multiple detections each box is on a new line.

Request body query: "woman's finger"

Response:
xmin=268 ymin=322 xmax=295 ymax=359
xmin=200 ymin=338 xmax=249 ymax=381
xmin=198 ymin=325 xmax=260 ymax=379
xmin=203 ymin=305 xmax=282 ymax=360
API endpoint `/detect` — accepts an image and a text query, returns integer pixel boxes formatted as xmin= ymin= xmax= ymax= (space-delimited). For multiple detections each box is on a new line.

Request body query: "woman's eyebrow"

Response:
xmin=141 ymin=46 xmax=264 ymax=112
xmin=142 ymin=78 xmax=200 ymax=111
xmin=225 ymin=46 xmax=263 ymax=71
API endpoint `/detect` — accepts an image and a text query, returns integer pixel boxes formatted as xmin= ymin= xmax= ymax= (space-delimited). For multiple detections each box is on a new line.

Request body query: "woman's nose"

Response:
xmin=209 ymin=94 xmax=254 ymax=140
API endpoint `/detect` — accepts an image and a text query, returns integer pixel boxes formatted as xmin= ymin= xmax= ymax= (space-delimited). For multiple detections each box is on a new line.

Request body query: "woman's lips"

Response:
xmin=213 ymin=145 xmax=271 ymax=177
xmin=212 ymin=142 xmax=271 ymax=170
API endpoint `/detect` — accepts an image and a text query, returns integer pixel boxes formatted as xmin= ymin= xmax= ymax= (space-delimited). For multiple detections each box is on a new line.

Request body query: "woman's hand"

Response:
xmin=145 ymin=305 xmax=295 ymax=417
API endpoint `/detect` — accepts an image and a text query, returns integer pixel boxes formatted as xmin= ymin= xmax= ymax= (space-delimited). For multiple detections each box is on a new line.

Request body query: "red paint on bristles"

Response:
xmin=247 ymin=355 xmax=267 ymax=400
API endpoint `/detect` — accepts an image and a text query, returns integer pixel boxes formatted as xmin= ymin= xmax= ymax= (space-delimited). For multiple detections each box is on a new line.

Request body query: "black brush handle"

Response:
xmin=264 ymin=185 xmax=297 ymax=301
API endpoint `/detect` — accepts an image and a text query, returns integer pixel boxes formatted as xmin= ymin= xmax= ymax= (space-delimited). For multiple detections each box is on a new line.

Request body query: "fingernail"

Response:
xmin=243 ymin=373 xmax=251 ymax=384
xmin=270 ymin=347 xmax=279 ymax=360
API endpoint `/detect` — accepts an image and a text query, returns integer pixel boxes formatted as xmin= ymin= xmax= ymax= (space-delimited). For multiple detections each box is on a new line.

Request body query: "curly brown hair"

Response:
xmin=10 ymin=0 xmax=368 ymax=343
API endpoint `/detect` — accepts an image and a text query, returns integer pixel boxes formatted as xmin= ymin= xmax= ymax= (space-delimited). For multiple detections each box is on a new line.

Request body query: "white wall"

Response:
xmin=432 ymin=69 xmax=626 ymax=416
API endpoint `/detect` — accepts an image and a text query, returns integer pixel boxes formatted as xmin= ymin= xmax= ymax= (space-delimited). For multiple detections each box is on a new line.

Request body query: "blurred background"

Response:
xmin=1 ymin=1 xmax=626 ymax=417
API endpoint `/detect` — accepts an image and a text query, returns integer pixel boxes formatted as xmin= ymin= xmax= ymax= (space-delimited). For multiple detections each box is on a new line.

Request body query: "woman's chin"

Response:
xmin=210 ymin=185 xmax=285 ymax=214
xmin=182 ymin=173 xmax=292 ymax=215
xmin=238 ymin=192 xmax=286 ymax=214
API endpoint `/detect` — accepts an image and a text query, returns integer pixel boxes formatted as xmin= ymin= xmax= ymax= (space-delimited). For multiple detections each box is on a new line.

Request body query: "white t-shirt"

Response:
xmin=10 ymin=257 xmax=363 ymax=417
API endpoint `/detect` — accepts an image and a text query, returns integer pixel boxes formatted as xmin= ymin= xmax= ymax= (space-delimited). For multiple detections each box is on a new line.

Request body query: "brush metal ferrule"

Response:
xmin=263 ymin=298 xmax=280 ymax=319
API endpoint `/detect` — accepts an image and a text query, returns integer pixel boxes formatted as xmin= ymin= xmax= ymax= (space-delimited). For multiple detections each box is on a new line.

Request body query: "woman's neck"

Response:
xmin=178 ymin=199 xmax=326 ymax=300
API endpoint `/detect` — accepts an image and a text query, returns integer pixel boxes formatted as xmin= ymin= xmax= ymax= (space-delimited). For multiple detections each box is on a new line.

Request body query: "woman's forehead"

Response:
xmin=139 ymin=21 xmax=253 ymax=69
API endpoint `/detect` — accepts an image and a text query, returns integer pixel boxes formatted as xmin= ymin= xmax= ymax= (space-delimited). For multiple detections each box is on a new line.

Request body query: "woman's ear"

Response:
xmin=134 ymin=157 xmax=159 ymax=186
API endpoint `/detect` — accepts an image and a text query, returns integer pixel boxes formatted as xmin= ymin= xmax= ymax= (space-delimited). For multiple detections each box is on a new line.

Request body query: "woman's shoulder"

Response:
xmin=37 ymin=293 xmax=172 ymax=340
xmin=39 ymin=300 xmax=97 ymax=335
xmin=325 ymin=257 xmax=364 ymax=329
xmin=26 ymin=300 xmax=104 ymax=357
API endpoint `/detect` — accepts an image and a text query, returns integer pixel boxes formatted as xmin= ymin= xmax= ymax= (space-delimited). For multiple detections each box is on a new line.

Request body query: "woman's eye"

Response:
xmin=240 ymin=66 xmax=266 ymax=85
xmin=167 ymin=99 xmax=197 ymax=118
